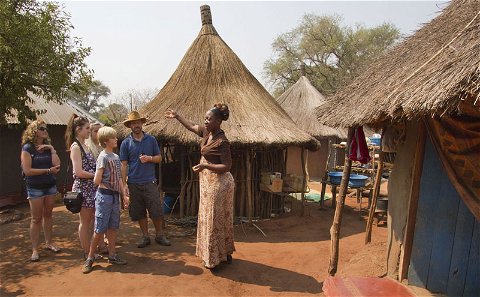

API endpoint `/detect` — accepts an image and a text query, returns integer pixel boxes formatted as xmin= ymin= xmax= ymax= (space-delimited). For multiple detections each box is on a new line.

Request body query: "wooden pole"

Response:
xmin=399 ymin=121 xmax=426 ymax=281
xmin=328 ymin=127 xmax=354 ymax=276
xmin=247 ymin=150 xmax=253 ymax=223
xmin=365 ymin=149 xmax=384 ymax=244
xmin=179 ymin=147 xmax=186 ymax=218
xmin=300 ymin=147 xmax=307 ymax=216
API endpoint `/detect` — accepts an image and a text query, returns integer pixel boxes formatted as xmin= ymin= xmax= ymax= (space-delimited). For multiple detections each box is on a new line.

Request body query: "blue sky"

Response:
xmin=61 ymin=1 xmax=448 ymax=102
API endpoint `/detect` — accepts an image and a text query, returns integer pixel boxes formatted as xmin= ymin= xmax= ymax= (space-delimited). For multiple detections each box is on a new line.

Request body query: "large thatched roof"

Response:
xmin=117 ymin=5 xmax=318 ymax=149
xmin=276 ymin=75 xmax=347 ymax=139
xmin=316 ymin=0 xmax=480 ymax=127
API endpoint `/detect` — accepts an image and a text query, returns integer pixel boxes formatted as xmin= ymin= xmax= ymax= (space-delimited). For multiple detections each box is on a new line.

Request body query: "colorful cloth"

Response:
xmin=72 ymin=150 xmax=97 ymax=209
xmin=426 ymin=99 xmax=480 ymax=221
xmin=196 ymin=156 xmax=235 ymax=268
xmin=349 ymin=126 xmax=371 ymax=164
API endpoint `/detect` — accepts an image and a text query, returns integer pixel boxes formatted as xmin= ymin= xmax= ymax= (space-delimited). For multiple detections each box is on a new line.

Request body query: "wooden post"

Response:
xmin=328 ymin=127 xmax=354 ymax=276
xmin=247 ymin=150 xmax=253 ymax=223
xmin=300 ymin=147 xmax=307 ymax=216
xmin=320 ymin=138 xmax=333 ymax=209
xmin=365 ymin=150 xmax=384 ymax=244
xmin=399 ymin=121 xmax=426 ymax=281
xmin=179 ymin=148 xmax=186 ymax=218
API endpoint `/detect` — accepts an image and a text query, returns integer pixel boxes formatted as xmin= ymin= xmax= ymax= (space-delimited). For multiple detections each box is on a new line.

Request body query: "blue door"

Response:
xmin=408 ymin=135 xmax=479 ymax=296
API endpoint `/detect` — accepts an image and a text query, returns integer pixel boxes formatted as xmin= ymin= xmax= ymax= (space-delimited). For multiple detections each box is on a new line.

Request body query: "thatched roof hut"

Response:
xmin=275 ymin=71 xmax=346 ymax=179
xmin=118 ymin=5 xmax=318 ymax=150
xmin=315 ymin=0 xmax=479 ymax=128
xmin=276 ymin=73 xmax=347 ymax=139
xmin=314 ymin=1 xmax=480 ymax=294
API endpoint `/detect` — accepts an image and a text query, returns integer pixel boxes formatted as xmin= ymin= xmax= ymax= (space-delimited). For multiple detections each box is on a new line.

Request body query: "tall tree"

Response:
xmin=95 ymin=102 xmax=129 ymax=126
xmin=0 ymin=0 xmax=92 ymax=124
xmin=264 ymin=14 xmax=400 ymax=97
xmin=68 ymin=80 xmax=111 ymax=113
xmin=115 ymin=88 xmax=158 ymax=111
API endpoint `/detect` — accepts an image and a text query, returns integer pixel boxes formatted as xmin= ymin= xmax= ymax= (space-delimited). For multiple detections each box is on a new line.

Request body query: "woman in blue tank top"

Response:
xmin=21 ymin=120 xmax=62 ymax=262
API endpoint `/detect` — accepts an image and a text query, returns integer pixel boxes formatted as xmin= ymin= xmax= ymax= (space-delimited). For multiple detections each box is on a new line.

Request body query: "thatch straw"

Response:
xmin=276 ymin=75 xmax=347 ymax=139
xmin=117 ymin=5 xmax=318 ymax=150
xmin=315 ymin=0 xmax=480 ymax=127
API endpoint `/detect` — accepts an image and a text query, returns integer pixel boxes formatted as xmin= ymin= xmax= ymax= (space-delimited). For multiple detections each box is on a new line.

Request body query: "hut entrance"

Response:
xmin=407 ymin=136 xmax=479 ymax=296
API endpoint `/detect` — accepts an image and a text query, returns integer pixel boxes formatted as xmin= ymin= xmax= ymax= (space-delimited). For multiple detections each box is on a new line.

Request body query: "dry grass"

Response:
xmin=316 ymin=0 xmax=480 ymax=127
xmin=116 ymin=6 xmax=318 ymax=150
xmin=276 ymin=76 xmax=347 ymax=139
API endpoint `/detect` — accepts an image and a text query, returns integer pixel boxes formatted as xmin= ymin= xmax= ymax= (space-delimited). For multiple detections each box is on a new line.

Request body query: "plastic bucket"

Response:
xmin=163 ymin=196 xmax=175 ymax=214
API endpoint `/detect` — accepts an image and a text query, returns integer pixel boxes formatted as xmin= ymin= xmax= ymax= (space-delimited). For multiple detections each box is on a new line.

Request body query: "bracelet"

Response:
xmin=150 ymin=156 xmax=153 ymax=162
xmin=51 ymin=150 xmax=57 ymax=154
xmin=47 ymin=168 xmax=51 ymax=175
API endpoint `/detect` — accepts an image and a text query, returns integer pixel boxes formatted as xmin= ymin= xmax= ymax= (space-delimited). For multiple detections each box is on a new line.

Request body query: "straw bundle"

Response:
xmin=315 ymin=0 xmax=480 ymax=127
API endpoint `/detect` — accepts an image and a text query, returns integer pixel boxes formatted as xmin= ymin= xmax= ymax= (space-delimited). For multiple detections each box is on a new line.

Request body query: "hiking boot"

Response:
xmin=155 ymin=234 xmax=171 ymax=246
xmin=108 ymin=254 xmax=127 ymax=265
xmin=82 ymin=258 xmax=94 ymax=274
xmin=137 ymin=236 xmax=151 ymax=248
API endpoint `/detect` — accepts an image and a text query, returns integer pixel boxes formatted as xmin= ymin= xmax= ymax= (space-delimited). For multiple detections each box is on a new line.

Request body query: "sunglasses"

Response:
xmin=38 ymin=127 xmax=48 ymax=132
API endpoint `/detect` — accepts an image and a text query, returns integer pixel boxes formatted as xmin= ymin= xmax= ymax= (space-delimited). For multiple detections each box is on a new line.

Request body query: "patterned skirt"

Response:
xmin=196 ymin=161 xmax=235 ymax=268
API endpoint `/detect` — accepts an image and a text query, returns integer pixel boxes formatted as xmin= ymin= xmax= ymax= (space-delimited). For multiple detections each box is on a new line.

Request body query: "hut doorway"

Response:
xmin=407 ymin=136 xmax=479 ymax=296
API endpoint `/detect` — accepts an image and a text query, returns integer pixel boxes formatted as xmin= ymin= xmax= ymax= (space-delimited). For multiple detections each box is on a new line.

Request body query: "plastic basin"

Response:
xmin=328 ymin=172 xmax=368 ymax=187
xmin=369 ymin=137 xmax=381 ymax=146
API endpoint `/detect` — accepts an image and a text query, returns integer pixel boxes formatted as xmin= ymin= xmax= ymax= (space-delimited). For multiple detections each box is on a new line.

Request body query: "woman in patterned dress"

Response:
xmin=65 ymin=115 xmax=97 ymax=259
xmin=165 ymin=103 xmax=235 ymax=269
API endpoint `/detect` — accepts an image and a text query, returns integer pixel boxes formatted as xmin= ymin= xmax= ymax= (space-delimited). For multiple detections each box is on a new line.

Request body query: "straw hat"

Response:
xmin=123 ymin=111 xmax=147 ymax=127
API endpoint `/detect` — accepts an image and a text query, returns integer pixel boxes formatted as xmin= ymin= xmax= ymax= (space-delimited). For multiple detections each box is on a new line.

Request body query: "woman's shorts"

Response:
xmin=27 ymin=185 xmax=57 ymax=199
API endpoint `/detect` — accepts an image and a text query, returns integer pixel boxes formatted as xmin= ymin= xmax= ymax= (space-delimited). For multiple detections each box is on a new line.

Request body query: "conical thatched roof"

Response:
xmin=316 ymin=0 xmax=480 ymax=128
xmin=276 ymin=75 xmax=347 ymax=139
xmin=117 ymin=5 xmax=318 ymax=150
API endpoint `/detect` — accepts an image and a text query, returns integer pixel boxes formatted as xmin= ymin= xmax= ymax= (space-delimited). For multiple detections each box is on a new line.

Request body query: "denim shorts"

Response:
xmin=94 ymin=188 xmax=120 ymax=233
xmin=27 ymin=185 xmax=57 ymax=199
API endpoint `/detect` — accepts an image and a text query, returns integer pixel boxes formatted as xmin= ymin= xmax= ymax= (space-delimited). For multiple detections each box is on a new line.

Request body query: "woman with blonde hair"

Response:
xmin=65 ymin=115 xmax=97 ymax=259
xmin=85 ymin=122 xmax=102 ymax=160
xmin=21 ymin=120 xmax=62 ymax=262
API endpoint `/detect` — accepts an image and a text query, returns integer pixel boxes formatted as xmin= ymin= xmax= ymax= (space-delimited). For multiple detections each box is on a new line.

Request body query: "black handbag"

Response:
xmin=62 ymin=140 xmax=86 ymax=214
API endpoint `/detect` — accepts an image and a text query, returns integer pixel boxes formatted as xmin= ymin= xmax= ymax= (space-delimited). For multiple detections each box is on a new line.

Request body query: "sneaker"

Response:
xmin=108 ymin=254 xmax=127 ymax=265
xmin=155 ymin=234 xmax=171 ymax=246
xmin=82 ymin=258 xmax=94 ymax=274
xmin=137 ymin=236 xmax=151 ymax=248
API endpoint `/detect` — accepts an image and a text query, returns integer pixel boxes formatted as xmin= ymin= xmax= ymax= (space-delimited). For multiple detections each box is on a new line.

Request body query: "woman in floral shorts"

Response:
xmin=65 ymin=115 xmax=97 ymax=259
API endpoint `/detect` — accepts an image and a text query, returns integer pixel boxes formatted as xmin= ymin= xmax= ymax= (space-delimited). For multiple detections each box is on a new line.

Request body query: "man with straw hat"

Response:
xmin=120 ymin=111 xmax=171 ymax=248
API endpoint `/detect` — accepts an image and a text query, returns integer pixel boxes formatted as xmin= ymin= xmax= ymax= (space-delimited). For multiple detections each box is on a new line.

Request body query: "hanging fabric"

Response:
xmin=349 ymin=126 xmax=371 ymax=164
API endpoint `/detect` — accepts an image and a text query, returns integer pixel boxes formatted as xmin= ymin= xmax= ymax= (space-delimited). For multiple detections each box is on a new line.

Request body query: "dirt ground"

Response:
xmin=0 ymin=183 xmax=389 ymax=297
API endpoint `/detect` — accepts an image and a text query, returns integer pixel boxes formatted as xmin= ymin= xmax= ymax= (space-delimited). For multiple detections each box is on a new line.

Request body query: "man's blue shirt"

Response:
xmin=120 ymin=132 xmax=160 ymax=184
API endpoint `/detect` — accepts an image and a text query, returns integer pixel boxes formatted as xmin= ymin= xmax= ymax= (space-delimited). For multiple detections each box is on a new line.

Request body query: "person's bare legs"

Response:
xmin=78 ymin=207 xmax=95 ymax=255
xmin=42 ymin=194 xmax=58 ymax=249
xmin=29 ymin=197 xmax=44 ymax=260
xmin=138 ymin=218 xmax=149 ymax=236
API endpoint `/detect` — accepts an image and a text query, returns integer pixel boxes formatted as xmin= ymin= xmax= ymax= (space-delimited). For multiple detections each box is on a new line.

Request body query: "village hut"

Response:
xmin=316 ymin=0 xmax=479 ymax=295
xmin=117 ymin=5 xmax=318 ymax=219
xmin=275 ymin=66 xmax=347 ymax=180
xmin=0 ymin=96 xmax=101 ymax=207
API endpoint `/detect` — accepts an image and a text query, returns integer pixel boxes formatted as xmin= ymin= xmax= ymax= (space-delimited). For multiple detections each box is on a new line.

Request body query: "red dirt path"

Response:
xmin=0 ymin=183 xmax=387 ymax=296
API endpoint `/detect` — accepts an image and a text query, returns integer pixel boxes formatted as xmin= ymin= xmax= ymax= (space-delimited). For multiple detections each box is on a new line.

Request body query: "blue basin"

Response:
xmin=328 ymin=172 xmax=368 ymax=187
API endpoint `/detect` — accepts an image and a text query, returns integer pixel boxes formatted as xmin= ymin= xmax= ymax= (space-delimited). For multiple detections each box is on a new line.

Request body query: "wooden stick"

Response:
xmin=399 ymin=121 xmax=426 ymax=281
xmin=179 ymin=147 xmax=186 ymax=218
xmin=365 ymin=150 xmax=385 ymax=244
xmin=301 ymin=147 xmax=307 ymax=216
xmin=247 ymin=150 xmax=253 ymax=223
xmin=328 ymin=127 xmax=354 ymax=276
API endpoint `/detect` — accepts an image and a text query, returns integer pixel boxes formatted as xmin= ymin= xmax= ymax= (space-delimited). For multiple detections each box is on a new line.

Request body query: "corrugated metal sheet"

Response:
xmin=6 ymin=95 xmax=101 ymax=125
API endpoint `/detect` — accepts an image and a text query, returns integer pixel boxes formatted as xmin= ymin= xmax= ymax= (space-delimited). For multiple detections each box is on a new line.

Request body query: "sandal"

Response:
xmin=45 ymin=244 xmax=61 ymax=253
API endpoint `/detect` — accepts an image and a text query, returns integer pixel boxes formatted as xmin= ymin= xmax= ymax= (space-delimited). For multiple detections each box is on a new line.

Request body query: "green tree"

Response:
xmin=264 ymin=14 xmax=400 ymax=97
xmin=95 ymin=102 xmax=129 ymax=126
xmin=68 ymin=80 xmax=110 ymax=113
xmin=0 ymin=0 xmax=92 ymax=124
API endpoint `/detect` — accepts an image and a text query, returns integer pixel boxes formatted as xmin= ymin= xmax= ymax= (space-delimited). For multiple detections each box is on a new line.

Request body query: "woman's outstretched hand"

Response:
xmin=165 ymin=109 xmax=177 ymax=119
